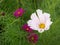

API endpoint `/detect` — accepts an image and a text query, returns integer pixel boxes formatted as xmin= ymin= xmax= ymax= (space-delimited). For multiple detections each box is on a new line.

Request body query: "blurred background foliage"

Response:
xmin=0 ymin=0 xmax=60 ymax=45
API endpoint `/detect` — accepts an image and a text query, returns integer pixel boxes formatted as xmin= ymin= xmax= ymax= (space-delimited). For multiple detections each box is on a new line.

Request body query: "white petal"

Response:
xmin=44 ymin=13 xmax=50 ymax=18
xmin=39 ymin=14 xmax=46 ymax=23
xmin=43 ymin=13 xmax=50 ymax=21
xmin=27 ymin=20 xmax=39 ymax=30
xmin=31 ymin=13 xmax=38 ymax=21
xmin=31 ymin=13 xmax=40 ymax=24
xmin=36 ymin=9 xmax=46 ymax=23
xmin=38 ymin=29 xmax=44 ymax=33
xmin=45 ymin=19 xmax=53 ymax=30
xmin=36 ymin=9 xmax=42 ymax=16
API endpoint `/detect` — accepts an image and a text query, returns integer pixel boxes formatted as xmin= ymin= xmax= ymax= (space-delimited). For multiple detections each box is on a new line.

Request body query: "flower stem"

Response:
xmin=34 ymin=0 xmax=36 ymax=9
xmin=18 ymin=0 xmax=22 ymax=8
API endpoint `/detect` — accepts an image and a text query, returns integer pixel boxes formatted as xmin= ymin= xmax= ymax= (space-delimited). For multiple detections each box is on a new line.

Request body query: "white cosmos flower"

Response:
xmin=27 ymin=9 xmax=53 ymax=33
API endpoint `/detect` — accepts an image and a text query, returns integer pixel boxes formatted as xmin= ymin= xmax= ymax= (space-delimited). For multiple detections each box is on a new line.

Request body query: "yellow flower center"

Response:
xmin=26 ymin=28 xmax=29 ymax=30
xmin=39 ymin=23 xmax=45 ymax=29
xmin=18 ymin=12 xmax=20 ymax=14
xmin=31 ymin=37 xmax=34 ymax=40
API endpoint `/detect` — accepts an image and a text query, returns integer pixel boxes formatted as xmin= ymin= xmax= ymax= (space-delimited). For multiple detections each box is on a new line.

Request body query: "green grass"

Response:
xmin=0 ymin=0 xmax=60 ymax=45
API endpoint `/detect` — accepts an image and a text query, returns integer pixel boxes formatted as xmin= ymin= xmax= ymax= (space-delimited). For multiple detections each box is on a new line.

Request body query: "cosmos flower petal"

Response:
xmin=39 ymin=14 xmax=46 ymax=23
xmin=43 ymin=13 xmax=50 ymax=21
xmin=45 ymin=20 xmax=53 ymax=30
xmin=27 ymin=20 xmax=39 ymax=30
xmin=31 ymin=13 xmax=39 ymax=23
xmin=36 ymin=9 xmax=45 ymax=23
xmin=44 ymin=13 xmax=50 ymax=18
xmin=38 ymin=29 xmax=44 ymax=33
xmin=36 ymin=9 xmax=42 ymax=16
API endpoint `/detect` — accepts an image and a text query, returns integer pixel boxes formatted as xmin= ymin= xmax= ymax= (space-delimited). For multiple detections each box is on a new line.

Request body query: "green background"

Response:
xmin=0 ymin=0 xmax=60 ymax=45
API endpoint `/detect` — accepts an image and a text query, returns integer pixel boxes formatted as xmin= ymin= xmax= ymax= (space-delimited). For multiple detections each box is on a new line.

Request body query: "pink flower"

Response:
xmin=22 ymin=24 xmax=33 ymax=33
xmin=27 ymin=33 xmax=38 ymax=43
xmin=13 ymin=8 xmax=25 ymax=18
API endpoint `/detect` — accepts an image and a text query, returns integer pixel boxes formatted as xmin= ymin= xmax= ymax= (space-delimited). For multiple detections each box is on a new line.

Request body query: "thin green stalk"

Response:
xmin=34 ymin=0 xmax=36 ymax=9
